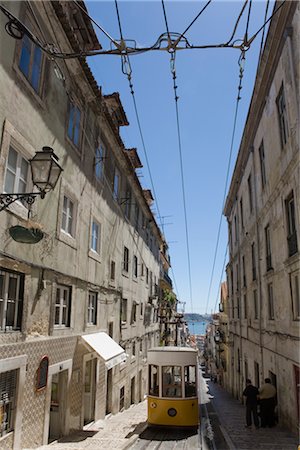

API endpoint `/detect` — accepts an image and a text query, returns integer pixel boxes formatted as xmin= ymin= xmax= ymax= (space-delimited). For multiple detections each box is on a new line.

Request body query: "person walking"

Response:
xmin=259 ymin=378 xmax=277 ymax=427
xmin=243 ymin=379 xmax=259 ymax=429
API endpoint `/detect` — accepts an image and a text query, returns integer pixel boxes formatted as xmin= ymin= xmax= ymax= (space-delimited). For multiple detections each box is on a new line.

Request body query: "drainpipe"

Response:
xmin=251 ymin=146 xmax=264 ymax=380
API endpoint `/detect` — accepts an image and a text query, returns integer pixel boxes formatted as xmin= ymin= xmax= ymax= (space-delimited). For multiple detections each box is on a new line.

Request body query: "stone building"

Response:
xmin=224 ymin=1 xmax=299 ymax=433
xmin=0 ymin=2 xmax=164 ymax=448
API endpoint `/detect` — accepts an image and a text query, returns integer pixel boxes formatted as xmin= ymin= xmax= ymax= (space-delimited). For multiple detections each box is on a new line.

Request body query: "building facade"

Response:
xmin=224 ymin=1 xmax=299 ymax=433
xmin=0 ymin=2 xmax=164 ymax=448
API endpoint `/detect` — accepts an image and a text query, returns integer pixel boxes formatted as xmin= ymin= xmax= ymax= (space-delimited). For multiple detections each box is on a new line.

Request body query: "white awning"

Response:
xmin=81 ymin=332 xmax=126 ymax=370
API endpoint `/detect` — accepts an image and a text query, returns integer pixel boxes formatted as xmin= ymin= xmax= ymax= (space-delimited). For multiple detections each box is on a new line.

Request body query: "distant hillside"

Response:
xmin=184 ymin=313 xmax=211 ymax=322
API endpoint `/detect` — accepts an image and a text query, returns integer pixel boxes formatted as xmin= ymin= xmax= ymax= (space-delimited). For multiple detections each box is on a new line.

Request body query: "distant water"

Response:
xmin=187 ymin=321 xmax=208 ymax=335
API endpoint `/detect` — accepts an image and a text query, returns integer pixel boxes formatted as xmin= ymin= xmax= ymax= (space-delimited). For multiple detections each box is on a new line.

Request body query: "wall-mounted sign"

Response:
xmin=36 ymin=355 xmax=49 ymax=392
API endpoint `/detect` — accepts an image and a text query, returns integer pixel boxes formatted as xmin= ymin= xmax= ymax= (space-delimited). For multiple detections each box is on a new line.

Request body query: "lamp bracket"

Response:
xmin=0 ymin=192 xmax=43 ymax=212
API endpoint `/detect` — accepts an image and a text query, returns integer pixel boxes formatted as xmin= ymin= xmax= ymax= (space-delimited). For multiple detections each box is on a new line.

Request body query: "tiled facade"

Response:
xmin=0 ymin=2 xmax=171 ymax=448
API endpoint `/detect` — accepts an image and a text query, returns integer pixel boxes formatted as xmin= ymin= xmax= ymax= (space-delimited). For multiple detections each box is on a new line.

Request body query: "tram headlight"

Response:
xmin=167 ymin=408 xmax=177 ymax=417
xmin=150 ymin=402 xmax=157 ymax=408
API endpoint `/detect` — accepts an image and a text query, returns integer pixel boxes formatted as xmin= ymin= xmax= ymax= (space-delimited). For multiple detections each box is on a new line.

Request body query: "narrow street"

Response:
xmin=32 ymin=367 xmax=298 ymax=450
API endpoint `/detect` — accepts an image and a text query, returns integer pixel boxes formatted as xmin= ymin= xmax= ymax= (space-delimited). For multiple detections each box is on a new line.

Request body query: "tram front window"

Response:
xmin=162 ymin=366 xmax=182 ymax=398
xmin=184 ymin=365 xmax=197 ymax=397
xmin=149 ymin=365 xmax=159 ymax=396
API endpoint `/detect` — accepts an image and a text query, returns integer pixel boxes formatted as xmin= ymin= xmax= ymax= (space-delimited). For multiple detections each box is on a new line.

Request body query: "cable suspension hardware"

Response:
xmin=0 ymin=1 xmax=286 ymax=59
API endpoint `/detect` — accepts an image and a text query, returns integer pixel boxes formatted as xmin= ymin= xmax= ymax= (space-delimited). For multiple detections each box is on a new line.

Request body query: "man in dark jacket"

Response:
xmin=243 ymin=379 xmax=259 ymax=428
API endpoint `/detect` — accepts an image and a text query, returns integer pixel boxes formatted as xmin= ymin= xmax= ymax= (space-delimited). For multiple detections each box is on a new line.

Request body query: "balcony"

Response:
xmin=163 ymin=271 xmax=173 ymax=288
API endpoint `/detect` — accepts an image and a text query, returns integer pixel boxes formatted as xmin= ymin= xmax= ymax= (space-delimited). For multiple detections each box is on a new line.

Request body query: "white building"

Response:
xmin=0 ymin=2 xmax=164 ymax=448
xmin=224 ymin=1 xmax=299 ymax=433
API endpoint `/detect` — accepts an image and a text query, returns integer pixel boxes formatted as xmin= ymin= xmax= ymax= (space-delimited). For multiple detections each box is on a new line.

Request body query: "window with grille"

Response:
xmin=87 ymin=291 xmax=97 ymax=325
xmin=0 ymin=369 xmax=17 ymax=437
xmin=55 ymin=285 xmax=71 ymax=327
xmin=0 ymin=268 xmax=24 ymax=332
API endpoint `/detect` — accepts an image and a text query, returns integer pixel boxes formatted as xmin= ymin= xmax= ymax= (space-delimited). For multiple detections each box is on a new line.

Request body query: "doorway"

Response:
xmin=48 ymin=370 xmax=68 ymax=443
xmin=106 ymin=369 xmax=112 ymax=415
xmin=131 ymin=376 xmax=135 ymax=405
xmin=84 ymin=358 xmax=97 ymax=425
xmin=138 ymin=370 xmax=142 ymax=402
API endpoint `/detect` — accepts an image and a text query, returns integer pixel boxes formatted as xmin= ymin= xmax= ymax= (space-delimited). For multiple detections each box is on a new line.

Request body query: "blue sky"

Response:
xmin=86 ymin=1 xmax=274 ymax=314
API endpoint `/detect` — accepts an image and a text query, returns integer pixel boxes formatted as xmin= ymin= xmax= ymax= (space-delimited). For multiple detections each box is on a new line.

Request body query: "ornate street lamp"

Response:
xmin=0 ymin=147 xmax=63 ymax=212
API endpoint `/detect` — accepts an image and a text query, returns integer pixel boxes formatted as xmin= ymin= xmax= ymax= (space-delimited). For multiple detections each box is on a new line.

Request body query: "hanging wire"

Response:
xmin=225 ymin=0 xmax=249 ymax=45
xmin=204 ymin=49 xmax=246 ymax=315
xmin=257 ymin=0 xmax=270 ymax=66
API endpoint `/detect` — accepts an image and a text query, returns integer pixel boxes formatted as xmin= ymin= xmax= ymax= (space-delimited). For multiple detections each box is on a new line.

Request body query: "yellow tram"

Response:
xmin=147 ymin=346 xmax=199 ymax=427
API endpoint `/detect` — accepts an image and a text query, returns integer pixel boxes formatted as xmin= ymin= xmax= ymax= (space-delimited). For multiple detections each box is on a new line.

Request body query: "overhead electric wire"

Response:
xmin=161 ymin=3 xmax=194 ymax=313
xmin=225 ymin=0 xmax=249 ymax=45
xmin=258 ymin=0 xmax=270 ymax=65
xmin=204 ymin=51 xmax=246 ymax=315
xmin=0 ymin=1 xmax=285 ymax=59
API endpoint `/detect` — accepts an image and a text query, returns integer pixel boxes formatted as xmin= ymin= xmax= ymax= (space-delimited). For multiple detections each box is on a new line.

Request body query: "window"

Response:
xmin=236 ymin=296 xmax=240 ymax=319
xmin=67 ymin=100 xmax=82 ymax=148
xmin=124 ymin=186 xmax=131 ymax=219
xmin=184 ymin=366 xmax=197 ymax=397
xmin=132 ymin=341 xmax=136 ymax=357
xmin=55 ymin=285 xmax=71 ymax=327
xmin=61 ymin=195 xmax=75 ymax=236
xmin=236 ymin=264 xmax=239 ymax=292
xmin=253 ymin=289 xmax=258 ymax=319
xmin=252 ymin=242 xmax=256 ymax=281
xmin=4 ymin=146 xmax=29 ymax=196
xmin=119 ymin=386 xmax=125 ymax=411
xmin=121 ymin=298 xmax=127 ymax=324
xmin=146 ymin=267 xmax=149 ymax=285
xmin=19 ymin=26 xmax=43 ymax=94
xmin=234 ymin=215 xmax=238 ymax=243
xmin=267 ymin=283 xmax=275 ymax=320
xmin=108 ymin=321 xmax=113 ymax=338
xmin=162 ymin=366 xmax=182 ymax=398
xmin=0 ymin=268 xmax=24 ymax=332
xmin=248 ymin=174 xmax=253 ymax=213
xmin=141 ymin=263 xmax=144 ymax=278
xmin=140 ymin=303 xmax=143 ymax=316
xmin=139 ymin=340 xmax=143 ymax=354
xmin=286 ymin=192 xmax=298 ymax=257
xmin=87 ymin=291 xmax=97 ymax=325
xmin=133 ymin=256 xmax=138 ymax=279
xmin=91 ymin=220 xmax=101 ymax=254
xmin=240 ymin=198 xmax=244 ymax=229
xmin=254 ymin=361 xmax=260 ymax=389
xmin=242 ymin=255 xmax=246 ymax=287
xmin=95 ymin=145 xmax=105 ymax=180
xmin=259 ymin=141 xmax=266 ymax=188
xmin=130 ymin=301 xmax=137 ymax=324
xmin=113 ymin=168 xmax=120 ymax=201
xmin=276 ymin=84 xmax=289 ymax=147
xmin=0 ymin=369 xmax=17 ymax=437
xmin=123 ymin=247 xmax=129 ymax=273
xmin=265 ymin=225 xmax=272 ymax=271
xmin=134 ymin=203 xmax=139 ymax=230
xmin=243 ymin=294 xmax=247 ymax=319
xmin=290 ymin=273 xmax=300 ymax=320
xmin=110 ymin=261 xmax=115 ymax=281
